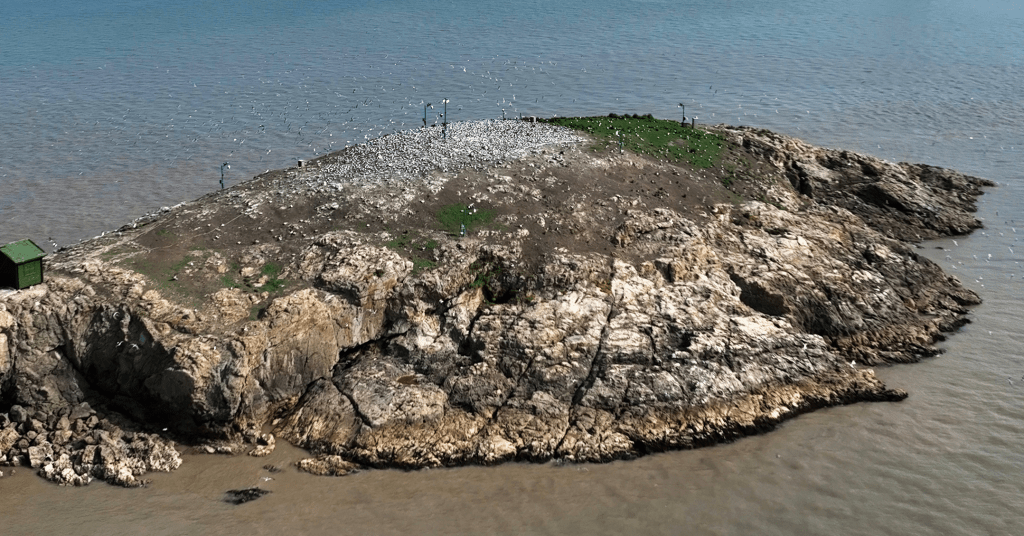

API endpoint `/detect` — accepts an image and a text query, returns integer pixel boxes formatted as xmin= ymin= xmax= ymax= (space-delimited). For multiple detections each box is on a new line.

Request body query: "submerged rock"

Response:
xmin=224 ymin=487 xmax=271 ymax=505
xmin=0 ymin=120 xmax=990 ymax=483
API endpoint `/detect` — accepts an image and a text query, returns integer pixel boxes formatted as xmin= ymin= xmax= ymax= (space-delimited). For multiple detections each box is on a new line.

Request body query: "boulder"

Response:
xmin=295 ymin=455 xmax=360 ymax=476
xmin=9 ymin=405 xmax=28 ymax=424
xmin=27 ymin=442 xmax=53 ymax=468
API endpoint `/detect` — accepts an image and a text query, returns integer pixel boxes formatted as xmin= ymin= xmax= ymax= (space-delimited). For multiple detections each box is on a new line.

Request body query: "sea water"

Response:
xmin=1 ymin=1 xmax=1023 ymax=534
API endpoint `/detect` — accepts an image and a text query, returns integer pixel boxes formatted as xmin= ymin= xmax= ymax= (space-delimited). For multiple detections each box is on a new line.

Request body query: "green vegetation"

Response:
xmin=219 ymin=261 xmax=286 ymax=292
xmin=471 ymin=269 xmax=497 ymax=289
xmin=721 ymin=165 xmax=736 ymax=187
xmin=259 ymin=262 xmax=287 ymax=292
xmin=384 ymin=231 xmax=440 ymax=274
xmin=540 ymin=114 xmax=725 ymax=168
xmin=249 ymin=304 xmax=264 ymax=321
xmin=468 ymin=261 xmax=509 ymax=304
xmin=126 ymin=250 xmax=207 ymax=307
xmin=130 ymin=251 xmax=199 ymax=285
xmin=260 ymin=262 xmax=281 ymax=278
xmin=386 ymin=231 xmax=439 ymax=253
xmin=170 ymin=254 xmax=194 ymax=273
xmin=412 ymin=258 xmax=437 ymax=272
xmin=436 ymin=204 xmax=497 ymax=235
xmin=385 ymin=232 xmax=416 ymax=249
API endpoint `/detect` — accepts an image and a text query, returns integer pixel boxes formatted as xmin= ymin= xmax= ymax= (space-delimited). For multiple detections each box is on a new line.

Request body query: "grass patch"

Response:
xmin=436 ymin=204 xmax=496 ymax=235
xmin=262 ymin=279 xmax=286 ymax=292
xmin=385 ymin=232 xmax=439 ymax=253
xmin=126 ymin=252 xmax=196 ymax=306
xmin=219 ymin=261 xmax=286 ymax=292
xmin=259 ymin=262 xmax=286 ymax=292
xmin=384 ymin=232 xmax=440 ymax=274
xmin=249 ymin=305 xmax=264 ymax=321
xmin=385 ymin=232 xmax=416 ymax=249
xmin=540 ymin=114 xmax=724 ymax=168
xmin=170 ymin=254 xmax=194 ymax=273
xmin=261 ymin=262 xmax=282 ymax=278
xmin=99 ymin=247 xmax=126 ymax=260
xmin=412 ymin=258 xmax=437 ymax=273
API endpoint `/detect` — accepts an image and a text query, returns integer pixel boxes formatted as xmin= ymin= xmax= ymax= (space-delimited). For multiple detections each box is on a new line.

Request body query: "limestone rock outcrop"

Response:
xmin=0 ymin=124 xmax=990 ymax=484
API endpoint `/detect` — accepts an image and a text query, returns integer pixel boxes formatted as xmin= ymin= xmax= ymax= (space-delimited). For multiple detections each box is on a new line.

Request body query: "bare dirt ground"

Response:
xmin=64 ymin=122 xmax=793 ymax=321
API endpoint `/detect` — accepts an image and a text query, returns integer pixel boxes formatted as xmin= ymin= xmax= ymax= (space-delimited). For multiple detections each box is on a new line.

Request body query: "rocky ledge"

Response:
xmin=0 ymin=119 xmax=990 ymax=485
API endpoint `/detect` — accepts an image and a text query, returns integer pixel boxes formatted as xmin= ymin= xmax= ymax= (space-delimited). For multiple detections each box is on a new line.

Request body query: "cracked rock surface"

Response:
xmin=0 ymin=121 xmax=990 ymax=484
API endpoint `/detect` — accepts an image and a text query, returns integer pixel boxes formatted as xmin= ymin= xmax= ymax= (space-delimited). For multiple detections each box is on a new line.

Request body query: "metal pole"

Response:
xmin=442 ymin=99 xmax=449 ymax=140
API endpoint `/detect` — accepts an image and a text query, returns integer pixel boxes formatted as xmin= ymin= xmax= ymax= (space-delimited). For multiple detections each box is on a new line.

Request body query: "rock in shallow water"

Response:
xmin=295 ymin=455 xmax=360 ymax=477
xmin=224 ymin=487 xmax=271 ymax=505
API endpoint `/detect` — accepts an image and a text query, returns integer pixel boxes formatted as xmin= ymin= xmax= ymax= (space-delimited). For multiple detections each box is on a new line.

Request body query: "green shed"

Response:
xmin=0 ymin=239 xmax=46 ymax=289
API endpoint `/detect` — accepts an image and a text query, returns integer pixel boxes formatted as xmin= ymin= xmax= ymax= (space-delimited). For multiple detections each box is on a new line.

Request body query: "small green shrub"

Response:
xmin=261 ymin=262 xmax=282 ymax=278
xmin=262 ymin=278 xmax=286 ymax=292
xmin=259 ymin=262 xmax=286 ymax=292
xmin=412 ymin=258 xmax=437 ymax=273
xmin=385 ymin=233 xmax=415 ymax=249
xmin=436 ymin=204 xmax=496 ymax=235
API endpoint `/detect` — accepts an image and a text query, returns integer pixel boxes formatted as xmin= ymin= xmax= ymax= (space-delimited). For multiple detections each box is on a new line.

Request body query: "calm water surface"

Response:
xmin=2 ymin=1 xmax=1023 ymax=534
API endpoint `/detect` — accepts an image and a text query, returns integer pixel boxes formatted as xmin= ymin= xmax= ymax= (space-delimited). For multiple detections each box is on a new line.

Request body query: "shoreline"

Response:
xmin=0 ymin=117 xmax=991 ymax=487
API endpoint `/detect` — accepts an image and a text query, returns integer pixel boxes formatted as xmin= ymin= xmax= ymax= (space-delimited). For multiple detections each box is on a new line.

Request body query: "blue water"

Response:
xmin=2 ymin=1 xmax=1024 ymax=534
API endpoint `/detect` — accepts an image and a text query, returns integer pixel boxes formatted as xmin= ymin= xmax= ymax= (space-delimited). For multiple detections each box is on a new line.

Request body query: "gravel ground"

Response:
xmin=289 ymin=120 xmax=586 ymax=195
xmin=63 ymin=120 xmax=585 ymax=248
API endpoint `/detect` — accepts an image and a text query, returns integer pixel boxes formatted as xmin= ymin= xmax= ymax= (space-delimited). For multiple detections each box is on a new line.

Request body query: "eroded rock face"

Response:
xmin=0 ymin=125 xmax=989 ymax=484
xmin=732 ymin=127 xmax=989 ymax=240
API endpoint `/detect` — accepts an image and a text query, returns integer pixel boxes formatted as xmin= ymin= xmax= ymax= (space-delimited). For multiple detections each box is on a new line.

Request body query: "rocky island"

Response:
xmin=0 ymin=116 xmax=991 ymax=486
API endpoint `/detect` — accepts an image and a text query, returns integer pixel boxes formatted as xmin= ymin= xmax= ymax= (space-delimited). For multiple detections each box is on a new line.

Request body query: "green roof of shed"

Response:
xmin=1 ymin=239 xmax=46 ymax=264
